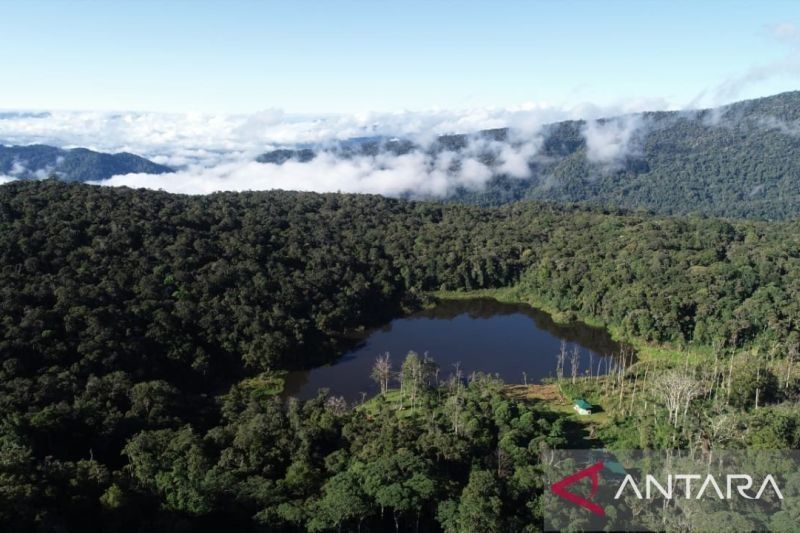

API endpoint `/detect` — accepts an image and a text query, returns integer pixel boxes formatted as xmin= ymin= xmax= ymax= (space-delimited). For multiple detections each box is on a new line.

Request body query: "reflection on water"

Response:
xmin=283 ymin=298 xmax=629 ymax=401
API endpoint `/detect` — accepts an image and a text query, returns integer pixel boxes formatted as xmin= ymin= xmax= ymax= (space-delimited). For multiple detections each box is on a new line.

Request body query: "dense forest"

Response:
xmin=259 ymin=91 xmax=800 ymax=219
xmin=2 ymin=180 xmax=800 ymax=530
xmin=510 ymin=90 xmax=800 ymax=219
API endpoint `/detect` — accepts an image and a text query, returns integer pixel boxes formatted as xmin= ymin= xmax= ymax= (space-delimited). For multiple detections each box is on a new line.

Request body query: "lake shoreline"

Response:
xmin=432 ymin=288 xmax=715 ymax=365
xmin=282 ymin=295 xmax=626 ymax=401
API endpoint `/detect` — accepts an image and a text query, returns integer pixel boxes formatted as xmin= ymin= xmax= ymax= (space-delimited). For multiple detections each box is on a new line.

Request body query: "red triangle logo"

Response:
xmin=550 ymin=460 xmax=606 ymax=517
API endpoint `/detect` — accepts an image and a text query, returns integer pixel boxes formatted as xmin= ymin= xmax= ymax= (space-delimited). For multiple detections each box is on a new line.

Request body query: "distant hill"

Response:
xmin=257 ymin=91 xmax=800 ymax=219
xmin=0 ymin=144 xmax=173 ymax=182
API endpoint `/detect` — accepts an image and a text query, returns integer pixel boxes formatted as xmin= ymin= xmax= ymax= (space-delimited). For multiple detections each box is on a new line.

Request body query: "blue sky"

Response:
xmin=1 ymin=0 xmax=799 ymax=113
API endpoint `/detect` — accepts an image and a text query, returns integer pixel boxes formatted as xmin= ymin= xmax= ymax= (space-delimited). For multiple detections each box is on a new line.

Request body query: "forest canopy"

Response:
xmin=2 ymin=179 xmax=800 ymax=530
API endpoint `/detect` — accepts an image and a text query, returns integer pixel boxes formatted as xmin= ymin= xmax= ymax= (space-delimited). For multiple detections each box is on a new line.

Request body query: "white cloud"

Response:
xmin=9 ymin=161 xmax=26 ymax=176
xmin=95 ymin=150 xmax=496 ymax=197
xmin=1 ymin=98 xmax=672 ymax=196
xmin=582 ymin=115 xmax=643 ymax=165
xmin=0 ymin=100 xmax=663 ymax=164
xmin=755 ymin=114 xmax=800 ymax=135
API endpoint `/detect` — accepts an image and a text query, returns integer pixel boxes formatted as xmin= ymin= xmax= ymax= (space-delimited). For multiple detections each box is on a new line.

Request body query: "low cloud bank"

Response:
xmin=582 ymin=115 xmax=643 ymax=166
xmin=1 ymin=100 xmax=667 ymax=195
xmin=98 ymin=143 xmax=533 ymax=197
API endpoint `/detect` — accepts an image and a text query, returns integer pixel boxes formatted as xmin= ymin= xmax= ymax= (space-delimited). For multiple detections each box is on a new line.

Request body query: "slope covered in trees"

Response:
xmin=507 ymin=91 xmax=800 ymax=219
xmin=2 ymin=180 xmax=800 ymax=530
xmin=258 ymin=91 xmax=800 ymax=219
xmin=0 ymin=144 xmax=173 ymax=182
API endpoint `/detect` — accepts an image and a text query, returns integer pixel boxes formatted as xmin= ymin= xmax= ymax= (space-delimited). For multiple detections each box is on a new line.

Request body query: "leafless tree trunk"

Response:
xmin=786 ymin=341 xmax=797 ymax=390
xmin=570 ymin=345 xmax=580 ymax=384
xmin=755 ymin=362 xmax=761 ymax=410
xmin=656 ymin=370 xmax=705 ymax=427
xmin=400 ymin=351 xmax=426 ymax=412
xmin=371 ymin=352 xmax=392 ymax=394
xmin=422 ymin=352 xmax=438 ymax=387
xmin=708 ymin=341 xmax=721 ymax=401
xmin=628 ymin=369 xmax=639 ymax=416
xmin=556 ymin=340 xmax=566 ymax=381
xmin=726 ymin=354 xmax=734 ymax=406
xmin=617 ymin=348 xmax=629 ymax=407
xmin=604 ymin=359 xmax=613 ymax=397
xmin=447 ymin=364 xmax=464 ymax=435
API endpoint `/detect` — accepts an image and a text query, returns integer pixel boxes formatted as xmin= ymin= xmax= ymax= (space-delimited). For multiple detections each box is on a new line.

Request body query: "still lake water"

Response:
xmin=283 ymin=298 xmax=625 ymax=401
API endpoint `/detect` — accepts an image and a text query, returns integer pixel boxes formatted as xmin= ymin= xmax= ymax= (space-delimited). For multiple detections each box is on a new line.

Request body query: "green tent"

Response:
xmin=574 ymin=399 xmax=592 ymax=410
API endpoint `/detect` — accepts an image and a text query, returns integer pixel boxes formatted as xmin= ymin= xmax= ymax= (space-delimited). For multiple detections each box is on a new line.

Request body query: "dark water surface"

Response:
xmin=283 ymin=298 xmax=626 ymax=401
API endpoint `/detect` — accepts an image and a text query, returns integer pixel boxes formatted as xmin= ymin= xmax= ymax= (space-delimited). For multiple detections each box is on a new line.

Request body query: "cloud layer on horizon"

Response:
xmin=0 ymin=99 xmax=665 ymax=155
xmin=2 ymin=18 xmax=799 ymax=196
xmin=0 ymin=98 xmax=670 ymax=196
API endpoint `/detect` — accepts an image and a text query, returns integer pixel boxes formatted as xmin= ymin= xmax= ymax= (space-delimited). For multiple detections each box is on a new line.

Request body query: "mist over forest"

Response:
xmin=4 ymin=2 xmax=800 ymax=531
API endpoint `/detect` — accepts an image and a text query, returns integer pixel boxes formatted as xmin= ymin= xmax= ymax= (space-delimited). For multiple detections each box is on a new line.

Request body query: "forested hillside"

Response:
xmin=259 ymin=91 xmax=800 ymax=219
xmin=0 ymin=144 xmax=173 ymax=182
xmin=509 ymin=91 xmax=800 ymax=219
xmin=2 ymin=180 xmax=800 ymax=530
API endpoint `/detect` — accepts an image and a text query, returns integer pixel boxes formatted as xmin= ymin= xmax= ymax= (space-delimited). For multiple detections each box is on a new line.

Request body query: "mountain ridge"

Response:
xmin=0 ymin=144 xmax=173 ymax=182
xmin=256 ymin=91 xmax=800 ymax=219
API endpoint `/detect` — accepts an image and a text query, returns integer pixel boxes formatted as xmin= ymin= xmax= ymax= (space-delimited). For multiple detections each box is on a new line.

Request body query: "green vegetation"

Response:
xmin=551 ymin=348 xmax=800 ymax=452
xmin=458 ymin=91 xmax=800 ymax=219
xmin=262 ymin=92 xmax=800 ymax=220
xmin=1 ymin=179 xmax=800 ymax=530
xmin=0 ymin=144 xmax=173 ymax=182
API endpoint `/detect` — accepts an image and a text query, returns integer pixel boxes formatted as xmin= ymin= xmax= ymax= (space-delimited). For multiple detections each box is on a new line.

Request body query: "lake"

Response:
xmin=282 ymin=298 xmax=627 ymax=401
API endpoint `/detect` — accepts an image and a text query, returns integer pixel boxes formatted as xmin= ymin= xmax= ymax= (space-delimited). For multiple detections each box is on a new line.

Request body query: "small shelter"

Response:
xmin=573 ymin=398 xmax=592 ymax=415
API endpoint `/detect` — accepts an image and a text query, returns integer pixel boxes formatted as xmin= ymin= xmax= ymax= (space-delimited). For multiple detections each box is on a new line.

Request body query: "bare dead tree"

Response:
xmin=786 ymin=341 xmax=797 ymax=390
xmin=556 ymin=340 xmax=566 ymax=381
xmin=421 ymin=352 xmax=438 ymax=387
xmin=324 ymin=395 xmax=348 ymax=416
xmin=755 ymin=359 xmax=761 ymax=410
xmin=656 ymin=370 xmax=705 ymax=427
xmin=628 ymin=368 xmax=639 ymax=416
xmin=570 ymin=344 xmax=580 ymax=384
xmin=446 ymin=371 xmax=464 ymax=436
xmin=451 ymin=362 xmax=462 ymax=386
xmin=707 ymin=340 xmax=722 ymax=401
xmin=726 ymin=353 xmax=735 ymax=405
xmin=617 ymin=347 xmax=629 ymax=408
xmin=371 ymin=352 xmax=392 ymax=394
xmin=604 ymin=358 xmax=613 ymax=397
xmin=702 ymin=411 xmax=739 ymax=450
xmin=400 ymin=352 xmax=424 ymax=412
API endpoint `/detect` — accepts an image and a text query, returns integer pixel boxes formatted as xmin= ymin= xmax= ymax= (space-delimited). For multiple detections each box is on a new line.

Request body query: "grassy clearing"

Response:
xmin=504 ymin=382 xmax=611 ymax=447
xmin=356 ymin=388 xmax=429 ymax=420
